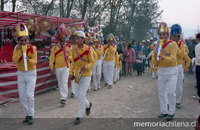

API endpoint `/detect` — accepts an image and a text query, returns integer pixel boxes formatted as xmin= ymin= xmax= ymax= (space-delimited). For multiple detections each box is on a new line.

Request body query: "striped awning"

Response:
xmin=0 ymin=62 xmax=57 ymax=105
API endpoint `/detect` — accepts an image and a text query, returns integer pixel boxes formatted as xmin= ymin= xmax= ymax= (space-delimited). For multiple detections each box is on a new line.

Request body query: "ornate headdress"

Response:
xmin=16 ymin=23 xmax=29 ymax=38
xmin=170 ymin=24 xmax=182 ymax=37
xmin=157 ymin=22 xmax=169 ymax=34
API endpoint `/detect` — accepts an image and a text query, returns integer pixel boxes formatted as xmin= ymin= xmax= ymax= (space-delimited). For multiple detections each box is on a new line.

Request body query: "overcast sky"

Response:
xmin=158 ymin=0 xmax=200 ymax=38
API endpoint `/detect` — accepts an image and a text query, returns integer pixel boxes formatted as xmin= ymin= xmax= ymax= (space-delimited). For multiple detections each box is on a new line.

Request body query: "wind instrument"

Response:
xmin=22 ymin=44 xmax=28 ymax=71
xmin=157 ymin=39 xmax=165 ymax=61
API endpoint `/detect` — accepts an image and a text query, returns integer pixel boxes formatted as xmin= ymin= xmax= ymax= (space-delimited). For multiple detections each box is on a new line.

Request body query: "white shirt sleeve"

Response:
xmin=195 ymin=44 xmax=200 ymax=64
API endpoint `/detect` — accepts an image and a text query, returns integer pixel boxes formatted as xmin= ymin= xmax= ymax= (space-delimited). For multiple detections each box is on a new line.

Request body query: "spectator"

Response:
xmin=124 ymin=43 xmax=136 ymax=76
xmin=194 ymin=33 xmax=200 ymax=103
xmin=138 ymin=40 xmax=148 ymax=73
xmin=132 ymin=40 xmax=137 ymax=72
xmin=122 ymin=43 xmax=127 ymax=75
xmin=116 ymin=38 xmax=124 ymax=55
xmin=136 ymin=52 xmax=143 ymax=76
xmin=187 ymin=39 xmax=195 ymax=73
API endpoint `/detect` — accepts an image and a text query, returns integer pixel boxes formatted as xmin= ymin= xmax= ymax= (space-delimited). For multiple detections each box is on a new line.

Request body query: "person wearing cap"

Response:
xmin=103 ymin=33 xmax=117 ymax=89
xmin=194 ymin=33 xmax=200 ymax=103
xmin=69 ymin=30 xmax=94 ymax=125
xmin=49 ymin=27 xmax=72 ymax=106
xmin=170 ymin=24 xmax=191 ymax=109
xmin=140 ymin=40 xmax=148 ymax=73
xmin=92 ymin=34 xmax=103 ymax=91
xmin=152 ymin=22 xmax=178 ymax=121
xmin=12 ymin=23 xmax=37 ymax=125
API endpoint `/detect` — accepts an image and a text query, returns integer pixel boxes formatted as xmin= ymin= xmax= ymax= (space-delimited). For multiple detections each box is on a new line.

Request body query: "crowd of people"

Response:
xmin=11 ymin=21 xmax=200 ymax=128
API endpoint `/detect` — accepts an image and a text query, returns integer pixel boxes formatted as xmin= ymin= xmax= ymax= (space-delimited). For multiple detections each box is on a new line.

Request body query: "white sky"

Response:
xmin=158 ymin=0 xmax=200 ymax=38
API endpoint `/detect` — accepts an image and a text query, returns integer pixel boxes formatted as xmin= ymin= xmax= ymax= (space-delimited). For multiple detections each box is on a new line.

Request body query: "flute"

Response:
xmin=157 ymin=39 xmax=165 ymax=61
xmin=22 ymin=45 xmax=28 ymax=71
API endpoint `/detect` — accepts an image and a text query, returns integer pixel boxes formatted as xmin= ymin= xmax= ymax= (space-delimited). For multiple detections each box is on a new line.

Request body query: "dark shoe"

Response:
xmin=27 ymin=116 xmax=34 ymax=125
xmin=86 ymin=103 xmax=92 ymax=116
xmin=60 ymin=99 xmax=66 ymax=105
xmin=105 ymin=83 xmax=108 ymax=87
xmin=176 ymin=103 xmax=182 ymax=109
xmin=23 ymin=116 xmax=29 ymax=123
xmin=71 ymin=93 xmax=75 ymax=98
xmin=158 ymin=114 xmax=168 ymax=118
xmin=74 ymin=117 xmax=81 ymax=125
xmin=108 ymin=85 xmax=112 ymax=89
xmin=114 ymin=81 xmax=116 ymax=84
xmin=166 ymin=114 xmax=174 ymax=121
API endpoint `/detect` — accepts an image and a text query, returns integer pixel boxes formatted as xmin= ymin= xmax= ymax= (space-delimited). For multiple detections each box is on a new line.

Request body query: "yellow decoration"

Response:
xmin=17 ymin=23 xmax=29 ymax=38
xmin=157 ymin=22 xmax=169 ymax=34
xmin=93 ymin=34 xmax=99 ymax=42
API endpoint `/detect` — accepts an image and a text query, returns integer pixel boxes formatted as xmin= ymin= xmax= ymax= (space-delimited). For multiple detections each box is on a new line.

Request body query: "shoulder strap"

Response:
xmin=162 ymin=40 xmax=172 ymax=49
xmin=74 ymin=46 xmax=90 ymax=62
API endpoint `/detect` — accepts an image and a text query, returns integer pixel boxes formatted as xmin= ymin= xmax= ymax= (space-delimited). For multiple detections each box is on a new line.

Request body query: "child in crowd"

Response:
xmin=136 ymin=52 xmax=143 ymax=76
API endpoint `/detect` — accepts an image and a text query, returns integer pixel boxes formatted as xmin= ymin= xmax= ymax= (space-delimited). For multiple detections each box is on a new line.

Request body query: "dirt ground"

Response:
xmin=0 ymin=70 xmax=199 ymax=130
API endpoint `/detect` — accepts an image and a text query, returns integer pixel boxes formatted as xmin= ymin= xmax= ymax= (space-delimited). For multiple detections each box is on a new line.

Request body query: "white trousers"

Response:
xmin=17 ymin=70 xmax=36 ymax=117
xmin=117 ymin=68 xmax=120 ymax=81
xmin=75 ymin=76 xmax=91 ymax=118
xmin=152 ymin=72 xmax=156 ymax=78
xmin=176 ymin=64 xmax=184 ymax=103
xmin=114 ymin=67 xmax=120 ymax=82
xmin=55 ymin=67 xmax=69 ymax=100
xmin=92 ymin=60 xmax=102 ymax=88
xmin=157 ymin=67 xmax=178 ymax=115
xmin=103 ymin=61 xmax=115 ymax=85
xmin=71 ymin=80 xmax=75 ymax=94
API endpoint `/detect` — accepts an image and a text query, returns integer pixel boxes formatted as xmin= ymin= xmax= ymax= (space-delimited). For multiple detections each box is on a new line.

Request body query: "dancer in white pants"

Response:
xmin=93 ymin=59 xmax=102 ymax=90
xmin=69 ymin=30 xmax=94 ymax=125
xmin=12 ymin=23 xmax=37 ymax=125
xmin=103 ymin=60 xmax=115 ymax=86
xmin=49 ymin=27 xmax=72 ymax=105
xmin=103 ymin=33 xmax=117 ymax=88
xmin=170 ymin=24 xmax=191 ymax=109
xmin=152 ymin=22 xmax=178 ymax=121
xmin=92 ymin=36 xmax=103 ymax=90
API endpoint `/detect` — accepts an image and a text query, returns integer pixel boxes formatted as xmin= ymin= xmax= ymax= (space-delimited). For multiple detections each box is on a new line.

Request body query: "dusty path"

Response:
xmin=0 ymin=71 xmax=199 ymax=130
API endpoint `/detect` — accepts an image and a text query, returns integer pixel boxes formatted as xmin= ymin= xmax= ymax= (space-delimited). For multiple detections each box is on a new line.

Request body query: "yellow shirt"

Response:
xmin=49 ymin=43 xmax=72 ymax=69
xmin=116 ymin=53 xmax=122 ymax=70
xmin=103 ymin=43 xmax=117 ymax=61
xmin=182 ymin=53 xmax=191 ymax=69
xmin=12 ymin=44 xmax=37 ymax=71
xmin=69 ymin=44 xmax=94 ymax=77
xmin=90 ymin=47 xmax=97 ymax=62
xmin=115 ymin=52 xmax=119 ymax=66
xmin=93 ymin=44 xmax=103 ymax=60
xmin=176 ymin=40 xmax=185 ymax=65
xmin=152 ymin=40 xmax=178 ymax=67
xmin=182 ymin=40 xmax=189 ymax=55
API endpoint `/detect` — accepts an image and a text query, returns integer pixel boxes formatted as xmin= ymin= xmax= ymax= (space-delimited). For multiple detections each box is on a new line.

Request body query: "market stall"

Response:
xmin=0 ymin=11 xmax=87 ymax=105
